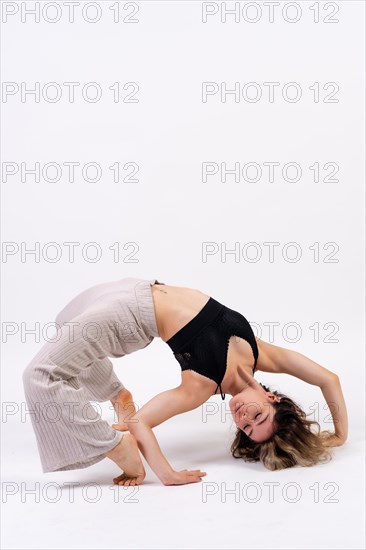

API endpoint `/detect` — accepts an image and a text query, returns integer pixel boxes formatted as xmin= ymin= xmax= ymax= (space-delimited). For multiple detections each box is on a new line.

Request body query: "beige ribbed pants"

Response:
xmin=22 ymin=277 xmax=163 ymax=473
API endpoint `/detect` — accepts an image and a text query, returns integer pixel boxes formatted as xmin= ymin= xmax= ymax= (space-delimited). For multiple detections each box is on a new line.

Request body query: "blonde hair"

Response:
xmin=230 ymin=383 xmax=334 ymax=470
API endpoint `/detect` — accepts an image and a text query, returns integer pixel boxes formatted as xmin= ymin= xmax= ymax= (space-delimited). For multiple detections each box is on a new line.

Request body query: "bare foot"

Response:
xmin=111 ymin=388 xmax=136 ymax=431
xmin=105 ymin=433 xmax=146 ymax=486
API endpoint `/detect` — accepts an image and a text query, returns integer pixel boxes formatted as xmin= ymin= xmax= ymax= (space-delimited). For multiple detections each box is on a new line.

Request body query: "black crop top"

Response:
xmin=165 ymin=296 xmax=258 ymax=400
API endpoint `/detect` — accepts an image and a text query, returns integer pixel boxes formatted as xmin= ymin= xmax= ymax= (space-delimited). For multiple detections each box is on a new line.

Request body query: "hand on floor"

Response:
xmin=321 ymin=432 xmax=346 ymax=447
xmin=163 ymin=469 xmax=207 ymax=486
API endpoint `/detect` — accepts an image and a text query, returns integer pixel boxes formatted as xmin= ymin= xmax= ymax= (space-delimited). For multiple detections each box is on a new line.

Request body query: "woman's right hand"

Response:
xmin=163 ymin=469 xmax=207 ymax=486
xmin=321 ymin=432 xmax=346 ymax=447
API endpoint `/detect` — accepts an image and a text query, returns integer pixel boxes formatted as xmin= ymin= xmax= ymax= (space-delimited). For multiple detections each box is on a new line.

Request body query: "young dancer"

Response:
xmin=22 ymin=277 xmax=348 ymax=486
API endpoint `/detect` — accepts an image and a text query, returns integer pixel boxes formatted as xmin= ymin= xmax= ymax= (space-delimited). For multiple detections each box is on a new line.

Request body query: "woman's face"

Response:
xmin=229 ymin=380 xmax=281 ymax=443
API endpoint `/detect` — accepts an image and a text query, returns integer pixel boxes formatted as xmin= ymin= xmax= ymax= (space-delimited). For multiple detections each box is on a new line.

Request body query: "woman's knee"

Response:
xmin=22 ymin=363 xmax=36 ymax=389
xmin=22 ymin=363 xmax=45 ymax=392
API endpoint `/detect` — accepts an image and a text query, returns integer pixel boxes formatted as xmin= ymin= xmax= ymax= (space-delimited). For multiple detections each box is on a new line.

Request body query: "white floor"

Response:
xmin=1 ymin=400 xmax=365 ymax=550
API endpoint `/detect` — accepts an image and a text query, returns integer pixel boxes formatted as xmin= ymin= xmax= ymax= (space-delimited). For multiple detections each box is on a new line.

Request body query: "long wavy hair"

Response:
xmin=230 ymin=383 xmax=334 ymax=470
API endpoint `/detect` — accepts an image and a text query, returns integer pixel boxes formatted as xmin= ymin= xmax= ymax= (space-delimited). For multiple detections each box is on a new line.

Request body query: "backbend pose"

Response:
xmin=22 ymin=277 xmax=348 ymax=487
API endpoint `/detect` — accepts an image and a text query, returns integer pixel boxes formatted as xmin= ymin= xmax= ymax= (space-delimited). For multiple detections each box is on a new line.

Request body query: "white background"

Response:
xmin=1 ymin=1 xmax=365 ymax=549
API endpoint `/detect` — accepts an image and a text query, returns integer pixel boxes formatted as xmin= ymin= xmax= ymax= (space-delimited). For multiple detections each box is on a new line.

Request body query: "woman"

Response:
xmin=22 ymin=277 xmax=348 ymax=487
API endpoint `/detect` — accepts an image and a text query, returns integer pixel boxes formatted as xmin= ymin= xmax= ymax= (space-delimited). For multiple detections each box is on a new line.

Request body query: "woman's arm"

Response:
xmin=319 ymin=375 xmax=348 ymax=444
xmin=124 ymin=384 xmax=213 ymax=485
xmin=274 ymin=345 xmax=348 ymax=443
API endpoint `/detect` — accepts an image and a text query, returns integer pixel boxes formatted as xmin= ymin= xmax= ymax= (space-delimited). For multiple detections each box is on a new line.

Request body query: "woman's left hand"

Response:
xmin=112 ymin=422 xmax=130 ymax=431
xmin=111 ymin=388 xmax=137 ymax=431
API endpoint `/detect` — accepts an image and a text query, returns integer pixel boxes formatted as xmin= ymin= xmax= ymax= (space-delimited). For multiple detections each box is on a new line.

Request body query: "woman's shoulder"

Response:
xmin=254 ymin=337 xmax=282 ymax=374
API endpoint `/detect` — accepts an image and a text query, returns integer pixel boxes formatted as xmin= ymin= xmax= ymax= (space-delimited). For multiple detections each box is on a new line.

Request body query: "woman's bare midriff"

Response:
xmin=151 ymin=283 xmax=210 ymax=342
xmin=151 ymin=282 xmax=266 ymax=397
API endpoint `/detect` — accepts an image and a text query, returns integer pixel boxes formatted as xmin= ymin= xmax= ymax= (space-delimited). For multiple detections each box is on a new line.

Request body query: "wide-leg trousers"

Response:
xmin=22 ymin=277 xmax=162 ymax=473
